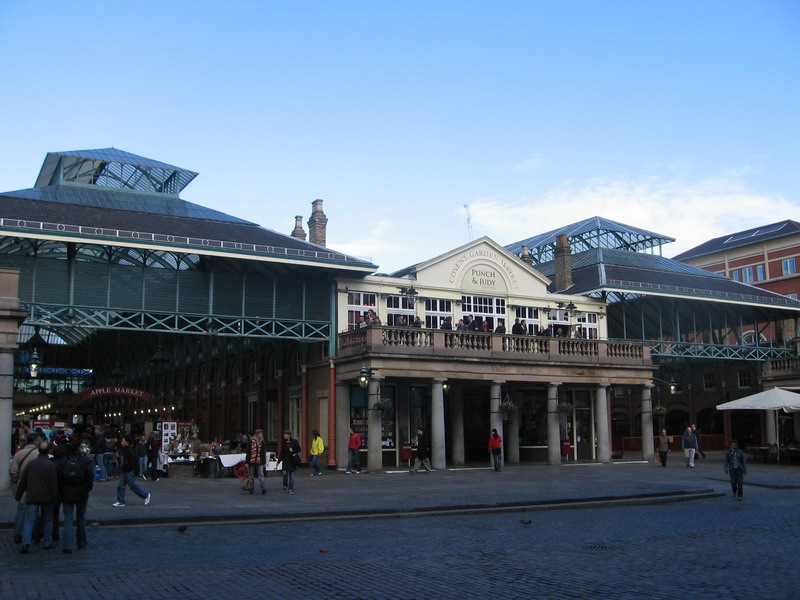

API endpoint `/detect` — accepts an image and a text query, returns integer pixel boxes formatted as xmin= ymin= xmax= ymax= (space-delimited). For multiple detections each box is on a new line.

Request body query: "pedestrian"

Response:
xmin=92 ymin=426 xmax=107 ymax=482
xmin=658 ymin=429 xmax=670 ymax=467
xmin=146 ymin=431 xmax=160 ymax=481
xmin=10 ymin=431 xmax=40 ymax=544
xmin=248 ymin=428 xmax=269 ymax=495
xmin=346 ymin=427 xmax=362 ymax=474
xmin=409 ymin=427 xmax=433 ymax=473
xmin=309 ymin=429 xmax=325 ymax=476
xmin=278 ymin=430 xmax=302 ymax=494
xmin=136 ymin=434 xmax=148 ymax=479
xmin=692 ymin=424 xmax=706 ymax=459
xmin=681 ymin=426 xmax=698 ymax=468
xmin=57 ymin=438 xmax=93 ymax=553
xmin=15 ymin=442 xmax=60 ymax=554
xmin=724 ymin=439 xmax=748 ymax=500
xmin=488 ymin=428 xmax=503 ymax=471
xmin=113 ymin=437 xmax=151 ymax=507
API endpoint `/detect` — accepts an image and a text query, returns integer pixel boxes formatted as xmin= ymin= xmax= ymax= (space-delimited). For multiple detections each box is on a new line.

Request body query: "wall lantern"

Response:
xmin=399 ymin=286 xmax=419 ymax=308
xmin=358 ymin=362 xmax=374 ymax=388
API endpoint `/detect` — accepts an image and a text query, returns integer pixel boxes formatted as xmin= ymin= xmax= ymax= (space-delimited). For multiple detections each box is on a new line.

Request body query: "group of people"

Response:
xmin=657 ymin=424 xmax=748 ymax=500
xmin=11 ymin=429 xmax=94 ymax=554
xmin=246 ymin=428 xmax=310 ymax=495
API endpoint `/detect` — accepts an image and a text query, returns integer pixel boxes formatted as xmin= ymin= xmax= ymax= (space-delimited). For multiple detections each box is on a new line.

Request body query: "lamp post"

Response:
xmin=650 ymin=377 xmax=676 ymax=430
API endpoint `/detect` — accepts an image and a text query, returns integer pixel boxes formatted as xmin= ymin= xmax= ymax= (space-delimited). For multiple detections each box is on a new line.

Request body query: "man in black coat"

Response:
xmin=409 ymin=428 xmax=433 ymax=473
xmin=58 ymin=438 xmax=94 ymax=552
xmin=15 ymin=442 xmax=60 ymax=553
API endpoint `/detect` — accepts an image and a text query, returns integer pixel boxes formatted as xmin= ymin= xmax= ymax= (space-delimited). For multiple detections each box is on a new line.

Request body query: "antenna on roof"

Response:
xmin=464 ymin=204 xmax=478 ymax=242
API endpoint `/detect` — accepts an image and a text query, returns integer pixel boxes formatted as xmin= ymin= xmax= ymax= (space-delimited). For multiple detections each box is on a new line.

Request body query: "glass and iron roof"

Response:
xmin=36 ymin=148 xmax=198 ymax=196
xmin=505 ymin=216 xmax=675 ymax=264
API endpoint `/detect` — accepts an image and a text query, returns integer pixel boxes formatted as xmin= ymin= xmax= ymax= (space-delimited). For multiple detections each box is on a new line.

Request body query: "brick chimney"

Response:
xmin=308 ymin=199 xmax=328 ymax=247
xmin=554 ymin=234 xmax=573 ymax=291
xmin=291 ymin=215 xmax=306 ymax=240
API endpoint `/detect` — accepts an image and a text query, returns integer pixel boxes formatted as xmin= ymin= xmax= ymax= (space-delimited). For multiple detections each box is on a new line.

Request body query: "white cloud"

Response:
xmin=513 ymin=154 xmax=546 ymax=171
xmin=468 ymin=169 xmax=797 ymax=257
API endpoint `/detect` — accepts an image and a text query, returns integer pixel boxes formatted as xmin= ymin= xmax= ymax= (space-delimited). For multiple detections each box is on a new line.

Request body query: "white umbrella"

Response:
xmin=717 ymin=387 xmax=800 ymax=462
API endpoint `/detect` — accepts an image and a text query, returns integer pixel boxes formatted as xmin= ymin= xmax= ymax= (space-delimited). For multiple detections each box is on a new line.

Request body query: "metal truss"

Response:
xmin=648 ymin=340 xmax=794 ymax=362
xmin=24 ymin=304 xmax=331 ymax=341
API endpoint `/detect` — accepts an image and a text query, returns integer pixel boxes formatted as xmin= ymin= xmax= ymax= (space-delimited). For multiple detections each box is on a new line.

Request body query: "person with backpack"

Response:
xmin=113 ymin=437 xmax=151 ymax=508
xmin=58 ymin=438 xmax=94 ymax=552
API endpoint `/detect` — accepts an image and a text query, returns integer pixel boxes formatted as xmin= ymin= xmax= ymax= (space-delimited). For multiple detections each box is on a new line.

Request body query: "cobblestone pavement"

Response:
xmin=2 ymin=456 xmax=798 ymax=599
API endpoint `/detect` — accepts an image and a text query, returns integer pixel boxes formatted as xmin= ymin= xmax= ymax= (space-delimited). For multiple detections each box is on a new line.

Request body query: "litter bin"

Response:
xmin=400 ymin=443 xmax=413 ymax=462
xmin=561 ymin=440 xmax=571 ymax=460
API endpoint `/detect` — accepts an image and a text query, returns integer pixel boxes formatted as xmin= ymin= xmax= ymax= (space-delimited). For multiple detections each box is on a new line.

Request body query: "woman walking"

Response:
xmin=309 ymin=430 xmax=324 ymax=476
xmin=658 ymin=429 xmax=670 ymax=467
xmin=488 ymin=428 xmax=503 ymax=471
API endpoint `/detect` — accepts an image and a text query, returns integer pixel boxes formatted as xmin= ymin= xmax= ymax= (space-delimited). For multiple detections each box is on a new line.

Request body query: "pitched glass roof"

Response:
xmin=506 ymin=216 xmax=675 ymax=264
xmin=36 ymin=148 xmax=198 ymax=195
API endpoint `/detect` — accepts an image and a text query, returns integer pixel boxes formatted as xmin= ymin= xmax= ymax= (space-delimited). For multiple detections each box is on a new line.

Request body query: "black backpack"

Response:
xmin=64 ymin=455 xmax=85 ymax=486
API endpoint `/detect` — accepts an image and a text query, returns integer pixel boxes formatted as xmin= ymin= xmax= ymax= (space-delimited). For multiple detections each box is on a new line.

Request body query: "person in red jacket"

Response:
xmin=488 ymin=428 xmax=503 ymax=471
xmin=346 ymin=428 xmax=362 ymax=474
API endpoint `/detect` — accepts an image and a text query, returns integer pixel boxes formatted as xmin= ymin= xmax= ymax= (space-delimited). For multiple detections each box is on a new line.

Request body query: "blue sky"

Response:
xmin=1 ymin=1 xmax=798 ymax=273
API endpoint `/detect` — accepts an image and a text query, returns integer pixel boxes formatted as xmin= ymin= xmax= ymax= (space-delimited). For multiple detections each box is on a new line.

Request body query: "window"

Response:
xmin=741 ymin=267 xmax=754 ymax=283
xmin=346 ymin=291 xmax=377 ymax=330
xmin=730 ymin=269 xmax=741 ymax=281
xmin=461 ymin=295 xmax=506 ymax=331
xmin=424 ymin=298 xmax=452 ymax=329
xmin=702 ymin=372 xmax=716 ymax=391
xmin=514 ymin=306 xmax=540 ymax=334
xmin=385 ymin=295 xmax=415 ymax=326
xmin=755 ymin=264 xmax=765 ymax=281
xmin=782 ymin=258 xmax=797 ymax=276
xmin=737 ymin=370 xmax=752 ymax=389
xmin=575 ymin=312 xmax=600 ymax=339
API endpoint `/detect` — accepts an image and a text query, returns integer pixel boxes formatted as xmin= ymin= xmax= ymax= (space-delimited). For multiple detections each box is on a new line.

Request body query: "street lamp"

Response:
xmin=358 ymin=363 xmax=374 ymax=388
xmin=399 ymin=286 xmax=419 ymax=308
xmin=651 ymin=377 xmax=677 ymax=395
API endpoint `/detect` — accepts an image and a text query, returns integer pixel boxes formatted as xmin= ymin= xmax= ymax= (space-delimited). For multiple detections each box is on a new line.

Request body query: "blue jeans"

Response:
xmin=104 ymin=453 xmax=114 ymax=477
xmin=311 ymin=454 xmax=323 ymax=475
xmin=282 ymin=469 xmax=296 ymax=491
xmin=14 ymin=495 xmax=28 ymax=537
xmin=117 ymin=471 xmax=148 ymax=503
xmin=62 ymin=500 xmax=88 ymax=550
xmin=492 ymin=451 xmax=502 ymax=471
xmin=138 ymin=456 xmax=148 ymax=476
xmin=94 ymin=453 xmax=106 ymax=481
xmin=22 ymin=503 xmax=52 ymax=547
xmin=347 ymin=448 xmax=361 ymax=472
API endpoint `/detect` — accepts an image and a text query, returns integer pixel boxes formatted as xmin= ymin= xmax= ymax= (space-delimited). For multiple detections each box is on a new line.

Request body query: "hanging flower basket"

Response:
xmin=557 ymin=402 xmax=573 ymax=414
xmin=372 ymin=400 xmax=393 ymax=411
xmin=498 ymin=401 xmax=517 ymax=413
xmin=653 ymin=405 xmax=668 ymax=416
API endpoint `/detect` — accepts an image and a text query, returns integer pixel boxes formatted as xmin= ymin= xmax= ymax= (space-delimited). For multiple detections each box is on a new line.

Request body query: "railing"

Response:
xmin=763 ymin=356 xmax=800 ymax=377
xmin=338 ymin=326 xmax=649 ymax=364
xmin=648 ymin=340 xmax=794 ymax=361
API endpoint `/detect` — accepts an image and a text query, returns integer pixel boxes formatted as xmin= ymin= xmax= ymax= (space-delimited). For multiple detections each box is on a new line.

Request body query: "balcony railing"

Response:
xmin=338 ymin=326 xmax=649 ymax=365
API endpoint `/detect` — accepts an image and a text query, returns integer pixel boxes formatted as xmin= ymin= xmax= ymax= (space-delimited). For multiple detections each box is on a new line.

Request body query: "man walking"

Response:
xmin=15 ymin=442 xmax=60 ymax=554
xmin=57 ymin=438 xmax=94 ymax=552
xmin=113 ymin=437 xmax=151 ymax=507
xmin=409 ymin=427 xmax=433 ymax=473
xmin=681 ymin=426 xmax=698 ymax=468
xmin=724 ymin=440 xmax=748 ymax=500
xmin=10 ymin=432 xmax=40 ymax=544
xmin=248 ymin=428 xmax=269 ymax=495
xmin=346 ymin=428 xmax=362 ymax=474
xmin=92 ymin=426 xmax=107 ymax=481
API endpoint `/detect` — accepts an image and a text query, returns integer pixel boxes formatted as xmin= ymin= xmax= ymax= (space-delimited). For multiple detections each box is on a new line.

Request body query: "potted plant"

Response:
xmin=498 ymin=400 xmax=517 ymax=413
xmin=557 ymin=402 xmax=573 ymax=414
xmin=372 ymin=399 xmax=393 ymax=411
xmin=653 ymin=404 xmax=667 ymax=416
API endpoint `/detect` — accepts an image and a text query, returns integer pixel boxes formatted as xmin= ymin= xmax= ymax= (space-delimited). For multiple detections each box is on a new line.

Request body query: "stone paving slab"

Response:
xmin=4 ymin=452 xmax=797 ymax=527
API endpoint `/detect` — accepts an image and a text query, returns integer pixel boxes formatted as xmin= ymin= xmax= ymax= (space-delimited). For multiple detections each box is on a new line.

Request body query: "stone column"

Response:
xmin=765 ymin=410 xmax=778 ymax=446
xmin=641 ymin=384 xmax=655 ymax=461
xmin=595 ymin=384 xmax=610 ymax=463
xmin=367 ymin=378 xmax=383 ymax=472
xmin=505 ymin=390 xmax=521 ymax=464
xmin=431 ymin=379 xmax=446 ymax=470
xmin=335 ymin=381 xmax=349 ymax=469
xmin=0 ymin=268 xmax=27 ymax=494
xmin=547 ymin=382 xmax=562 ymax=465
xmin=448 ymin=385 xmax=465 ymax=466
xmin=489 ymin=381 xmax=504 ymax=467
